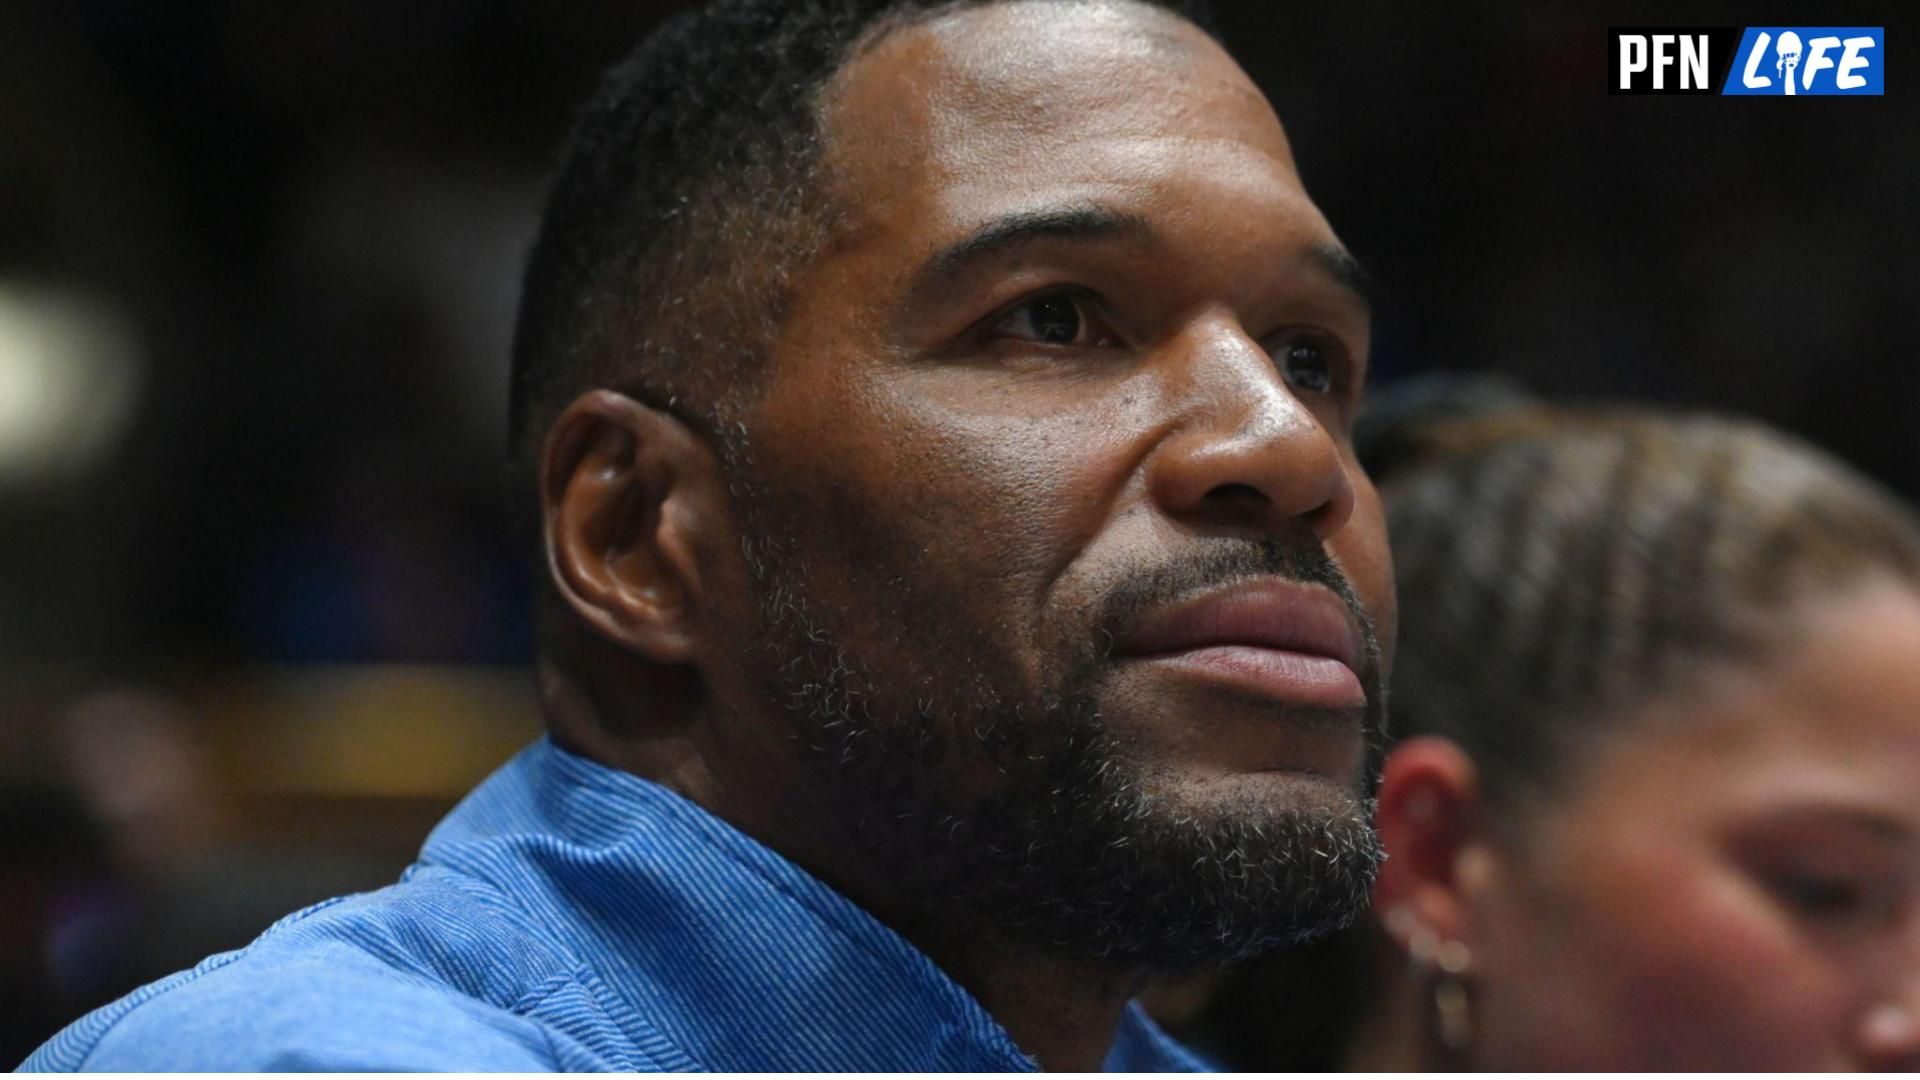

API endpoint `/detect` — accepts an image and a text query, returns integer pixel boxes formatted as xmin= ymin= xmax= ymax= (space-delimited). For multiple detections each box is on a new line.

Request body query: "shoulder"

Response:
xmin=22 ymin=875 xmax=667 ymax=1072
xmin=25 ymin=937 xmax=568 ymax=1071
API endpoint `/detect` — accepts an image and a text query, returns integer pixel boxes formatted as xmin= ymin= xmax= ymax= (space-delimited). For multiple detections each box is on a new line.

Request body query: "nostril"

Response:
xmin=1205 ymin=482 xmax=1268 ymax=506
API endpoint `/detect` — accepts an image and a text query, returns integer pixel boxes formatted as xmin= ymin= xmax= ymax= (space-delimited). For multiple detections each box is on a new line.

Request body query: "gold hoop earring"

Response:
xmin=1384 ymin=906 xmax=1478 ymax=1065
xmin=1422 ymin=937 xmax=1475 ymax=1062
xmin=1432 ymin=967 xmax=1474 ymax=1055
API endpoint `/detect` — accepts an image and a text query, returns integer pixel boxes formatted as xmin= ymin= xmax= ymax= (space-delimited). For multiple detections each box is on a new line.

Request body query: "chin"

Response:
xmin=1141 ymin=762 xmax=1372 ymax=824
xmin=1107 ymin=715 xmax=1373 ymax=810
xmin=1098 ymin=675 xmax=1377 ymax=794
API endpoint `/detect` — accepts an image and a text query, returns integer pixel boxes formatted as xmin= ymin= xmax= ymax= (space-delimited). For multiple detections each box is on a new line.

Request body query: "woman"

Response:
xmin=1196 ymin=392 xmax=1920 ymax=1070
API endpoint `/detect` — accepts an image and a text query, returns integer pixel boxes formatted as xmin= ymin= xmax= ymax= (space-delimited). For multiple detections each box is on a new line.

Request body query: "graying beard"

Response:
xmin=748 ymin=568 xmax=1382 ymax=968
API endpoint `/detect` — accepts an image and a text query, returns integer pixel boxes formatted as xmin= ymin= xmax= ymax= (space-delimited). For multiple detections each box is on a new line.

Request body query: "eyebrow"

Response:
xmin=1308 ymin=243 xmax=1374 ymax=317
xmin=915 ymin=203 xmax=1151 ymax=295
xmin=909 ymin=202 xmax=1375 ymax=317
xmin=1736 ymin=802 xmax=1913 ymax=846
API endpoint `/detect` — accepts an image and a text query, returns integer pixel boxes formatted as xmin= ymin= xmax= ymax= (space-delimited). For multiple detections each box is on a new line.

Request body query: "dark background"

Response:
xmin=1 ymin=0 xmax=1911 ymax=1062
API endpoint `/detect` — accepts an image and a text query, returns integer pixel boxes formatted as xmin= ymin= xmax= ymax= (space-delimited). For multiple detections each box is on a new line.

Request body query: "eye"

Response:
xmin=1278 ymin=337 xmax=1336 ymax=395
xmin=1731 ymin=817 xmax=1910 ymax=936
xmin=987 ymin=291 xmax=1117 ymax=348
xmin=1773 ymin=873 xmax=1864 ymax=918
xmin=1763 ymin=868 xmax=1904 ymax=933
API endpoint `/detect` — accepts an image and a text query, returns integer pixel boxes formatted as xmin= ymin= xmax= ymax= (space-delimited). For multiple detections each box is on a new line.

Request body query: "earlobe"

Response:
xmin=542 ymin=390 xmax=719 ymax=664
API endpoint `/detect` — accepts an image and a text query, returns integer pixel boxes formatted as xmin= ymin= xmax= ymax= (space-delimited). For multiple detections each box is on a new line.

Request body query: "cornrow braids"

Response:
xmin=1370 ymin=403 xmax=1920 ymax=815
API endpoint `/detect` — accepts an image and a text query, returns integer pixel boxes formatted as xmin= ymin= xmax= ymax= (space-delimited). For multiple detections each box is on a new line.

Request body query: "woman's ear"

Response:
xmin=1372 ymin=736 xmax=1484 ymax=956
xmin=541 ymin=389 xmax=724 ymax=664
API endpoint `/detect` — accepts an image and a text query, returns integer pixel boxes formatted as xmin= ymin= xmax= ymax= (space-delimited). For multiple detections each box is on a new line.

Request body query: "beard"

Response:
xmin=730 ymin=459 xmax=1386 ymax=971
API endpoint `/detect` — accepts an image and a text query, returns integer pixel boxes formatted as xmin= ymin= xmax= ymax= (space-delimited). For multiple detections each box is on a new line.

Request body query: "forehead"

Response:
xmin=1552 ymin=581 xmax=1920 ymax=830
xmin=1716 ymin=581 xmax=1920 ymax=774
xmin=818 ymin=0 xmax=1308 ymax=245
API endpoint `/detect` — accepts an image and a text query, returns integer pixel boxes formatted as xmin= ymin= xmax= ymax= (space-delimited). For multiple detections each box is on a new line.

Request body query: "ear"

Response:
xmin=541 ymin=389 xmax=723 ymax=664
xmin=1371 ymin=736 xmax=1484 ymax=958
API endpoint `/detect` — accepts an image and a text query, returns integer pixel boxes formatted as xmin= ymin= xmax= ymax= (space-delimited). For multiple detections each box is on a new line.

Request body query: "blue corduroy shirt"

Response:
xmin=23 ymin=738 xmax=1207 ymax=1071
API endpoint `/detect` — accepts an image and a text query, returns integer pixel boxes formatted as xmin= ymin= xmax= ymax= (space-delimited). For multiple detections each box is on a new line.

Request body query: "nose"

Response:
xmin=1144 ymin=320 xmax=1356 ymax=542
xmin=1859 ymin=965 xmax=1920 ymax=1069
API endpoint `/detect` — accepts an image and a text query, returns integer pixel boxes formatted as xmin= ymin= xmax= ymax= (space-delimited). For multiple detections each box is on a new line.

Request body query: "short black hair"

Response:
xmin=507 ymin=0 xmax=1217 ymax=477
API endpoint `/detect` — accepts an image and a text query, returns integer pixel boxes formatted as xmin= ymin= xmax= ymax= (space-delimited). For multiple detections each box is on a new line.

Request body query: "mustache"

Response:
xmin=1092 ymin=539 xmax=1385 ymax=694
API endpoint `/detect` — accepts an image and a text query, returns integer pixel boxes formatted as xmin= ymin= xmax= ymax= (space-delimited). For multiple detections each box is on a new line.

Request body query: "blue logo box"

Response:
xmin=1720 ymin=27 xmax=1883 ymax=95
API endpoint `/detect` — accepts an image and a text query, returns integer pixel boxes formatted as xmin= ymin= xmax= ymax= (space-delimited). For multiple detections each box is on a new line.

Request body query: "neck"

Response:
xmin=909 ymin=928 xmax=1141 ymax=1071
xmin=1341 ymin=962 xmax=1440 ymax=1071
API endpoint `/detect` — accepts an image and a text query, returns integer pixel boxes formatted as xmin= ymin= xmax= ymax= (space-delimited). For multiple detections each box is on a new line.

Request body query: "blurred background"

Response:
xmin=0 ymin=0 xmax=1912 ymax=1060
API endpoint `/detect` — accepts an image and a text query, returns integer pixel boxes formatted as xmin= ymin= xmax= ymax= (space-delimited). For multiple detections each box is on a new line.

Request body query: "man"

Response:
xmin=25 ymin=0 xmax=1393 ymax=1070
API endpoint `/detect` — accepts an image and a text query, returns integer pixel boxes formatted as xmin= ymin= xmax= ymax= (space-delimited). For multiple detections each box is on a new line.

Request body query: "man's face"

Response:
xmin=713 ymin=0 xmax=1395 ymax=966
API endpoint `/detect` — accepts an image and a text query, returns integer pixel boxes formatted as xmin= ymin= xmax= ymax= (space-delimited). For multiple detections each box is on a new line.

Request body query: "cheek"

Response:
xmin=861 ymin=374 xmax=1148 ymax=592
xmin=752 ymin=384 xmax=1133 ymax=664
xmin=900 ymin=416 xmax=1107 ymax=583
xmin=1607 ymin=873 xmax=1847 ymax=1066
xmin=1334 ymin=476 xmax=1393 ymax=654
xmin=1479 ymin=842 xmax=1852 ymax=1069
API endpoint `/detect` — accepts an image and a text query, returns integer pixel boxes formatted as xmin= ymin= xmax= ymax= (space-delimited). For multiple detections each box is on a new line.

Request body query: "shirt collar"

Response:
xmin=422 ymin=738 xmax=1204 ymax=1071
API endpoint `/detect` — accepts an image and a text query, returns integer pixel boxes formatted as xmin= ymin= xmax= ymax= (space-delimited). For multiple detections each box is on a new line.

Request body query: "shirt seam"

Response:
xmin=513 ymin=969 xmax=698 ymax=1072
xmin=67 ymin=945 xmax=249 ymax=1070
xmin=69 ymin=893 xmax=361 ymax=1068
xmin=513 ymin=973 xmax=637 ymax=1071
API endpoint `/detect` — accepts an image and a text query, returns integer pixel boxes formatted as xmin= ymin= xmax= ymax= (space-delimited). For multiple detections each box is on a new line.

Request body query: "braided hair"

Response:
xmin=1374 ymin=383 xmax=1920 ymax=815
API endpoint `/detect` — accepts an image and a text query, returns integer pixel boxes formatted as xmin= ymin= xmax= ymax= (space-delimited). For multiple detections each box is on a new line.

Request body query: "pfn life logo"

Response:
xmin=1610 ymin=27 xmax=1883 ymax=95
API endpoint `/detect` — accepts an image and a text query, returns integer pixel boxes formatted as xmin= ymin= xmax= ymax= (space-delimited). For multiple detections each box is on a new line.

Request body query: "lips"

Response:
xmin=1112 ymin=579 xmax=1368 ymax=709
